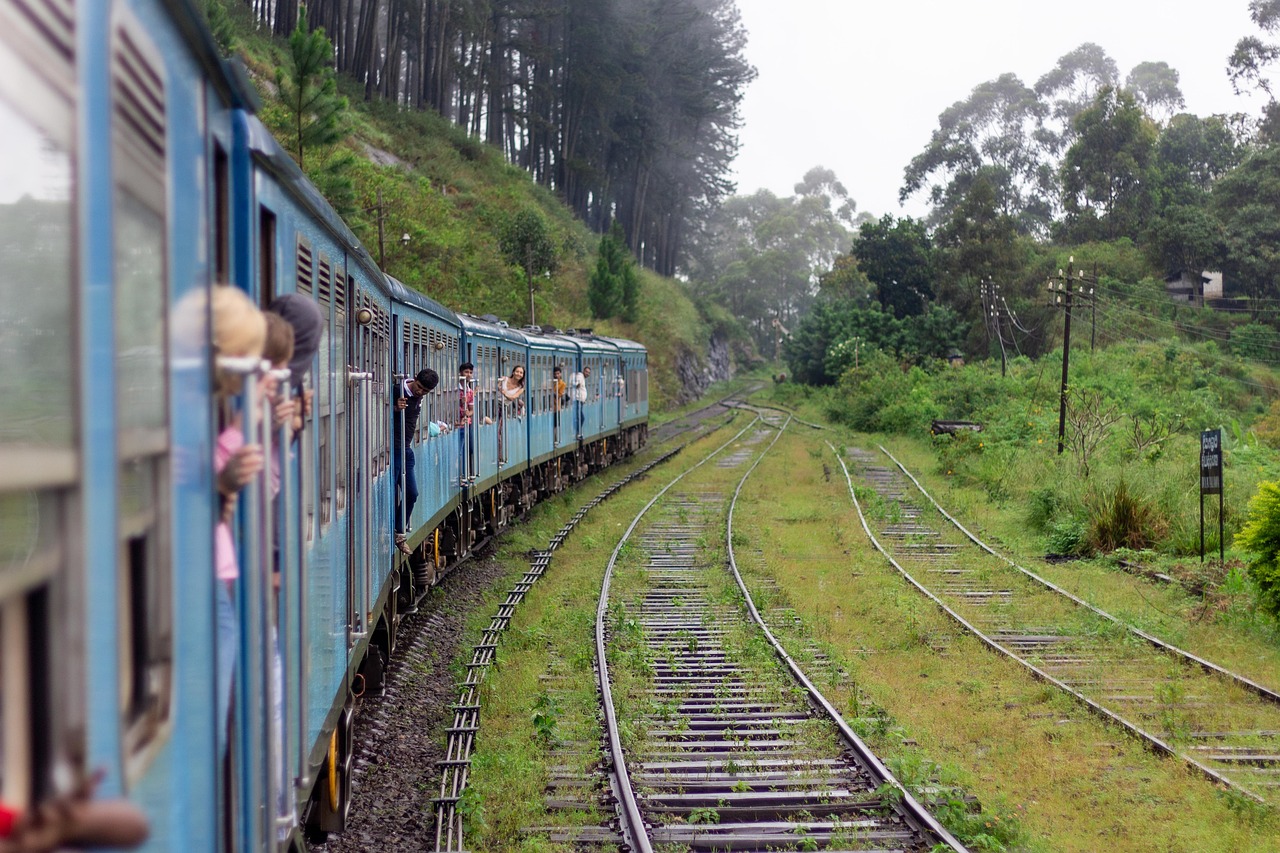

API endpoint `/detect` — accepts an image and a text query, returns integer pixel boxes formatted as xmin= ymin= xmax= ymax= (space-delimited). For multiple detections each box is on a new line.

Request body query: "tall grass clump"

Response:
xmin=1085 ymin=477 xmax=1167 ymax=552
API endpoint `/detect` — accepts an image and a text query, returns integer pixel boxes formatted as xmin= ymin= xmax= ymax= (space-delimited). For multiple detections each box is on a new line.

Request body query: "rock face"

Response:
xmin=673 ymin=333 xmax=734 ymax=404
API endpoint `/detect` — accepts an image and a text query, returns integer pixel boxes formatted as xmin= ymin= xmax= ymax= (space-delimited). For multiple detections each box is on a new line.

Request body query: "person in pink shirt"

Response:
xmin=210 ymin=286 xmax=266 ymax=759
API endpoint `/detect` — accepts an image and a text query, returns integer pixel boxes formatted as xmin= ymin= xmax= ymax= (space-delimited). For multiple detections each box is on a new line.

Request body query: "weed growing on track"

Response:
xmin=882 ymin=435 xmax=1280 ymax=694
xmin=457 ymin=418 xmax=749 ymax=851
xmin=730 ymin=424 xmax=1280 ymax=851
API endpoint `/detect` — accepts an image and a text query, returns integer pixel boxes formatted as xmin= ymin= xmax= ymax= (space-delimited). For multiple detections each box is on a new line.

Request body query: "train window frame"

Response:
xmin=333 ymin=270 xmax=347 ymax=516
xmin=0 ymin=0 xmax=85 ymax=807
xmin=109 ymin=2 xmax=173 ymax=778
xmin=258 ymin=205 xmax=276 ymax=306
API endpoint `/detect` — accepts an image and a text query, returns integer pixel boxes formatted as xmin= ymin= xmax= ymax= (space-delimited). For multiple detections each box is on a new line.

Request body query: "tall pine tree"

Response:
xmin=276 ymin=8 xmax=347 ymax=171
xmin=590 ymin=222 xmax=640 ymax=321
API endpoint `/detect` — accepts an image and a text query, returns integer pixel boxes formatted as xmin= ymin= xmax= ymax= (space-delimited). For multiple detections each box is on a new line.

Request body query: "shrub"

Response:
xmin=1235 ymin=480 xmax=1280 ymax=617
xmin=1231 ymin=323 xmax=1280 ymax=363
xmin=1047 ymin=518 xmax=1087 ymax=555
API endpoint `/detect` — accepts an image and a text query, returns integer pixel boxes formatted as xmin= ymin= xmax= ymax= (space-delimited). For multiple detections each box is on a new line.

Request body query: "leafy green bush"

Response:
xmin=1235 ymin=480 xmax=1280 ymax=617
xmin=1232 ymin=323 xmax=1280 ymax=363
xmin=1047 ymin=518 xmax=1087 ymax=555
xmin=1027 ymin=486 xmax=1065 ymax=532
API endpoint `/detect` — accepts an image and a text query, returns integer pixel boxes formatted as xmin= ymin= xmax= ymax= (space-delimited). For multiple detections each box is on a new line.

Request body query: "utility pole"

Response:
xmin=1089 ymin=263 xmax=1098 ymax=351
xmin=982 ymin=278 xmax=1009 ymax=377
xmin=1048 ymin=257 xmax=1096 ymax=454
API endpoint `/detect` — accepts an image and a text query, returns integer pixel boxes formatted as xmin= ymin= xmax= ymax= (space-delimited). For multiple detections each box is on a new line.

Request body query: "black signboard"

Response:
xmin=1200 ymin=429 xmax=1222 ymax=494
xmin=1200 ymin=428 xmax=1223 ymax=563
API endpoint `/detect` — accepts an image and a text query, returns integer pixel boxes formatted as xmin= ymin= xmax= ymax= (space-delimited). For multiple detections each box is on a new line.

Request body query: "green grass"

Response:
xmin=461 ymin=419 xmax=752 ymax=851
xmin=881 ymin=434 xmax=1280 ymax=696
xmin=729 ymin=423 xmax=1280 ymax=851
xmin=218 ymin=2 xmax=721 ymax=415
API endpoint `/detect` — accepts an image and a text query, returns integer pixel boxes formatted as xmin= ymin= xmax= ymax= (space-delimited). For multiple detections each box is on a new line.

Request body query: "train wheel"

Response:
xmin=308 ymin=707 xmax=352 ymax=836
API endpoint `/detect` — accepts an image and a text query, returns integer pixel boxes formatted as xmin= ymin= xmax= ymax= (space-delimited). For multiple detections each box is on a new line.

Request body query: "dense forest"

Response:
xmin=233 ymin=0 xmax=755 ymax=277
xmin=678 ymin=5 xmax=1280 ymax=374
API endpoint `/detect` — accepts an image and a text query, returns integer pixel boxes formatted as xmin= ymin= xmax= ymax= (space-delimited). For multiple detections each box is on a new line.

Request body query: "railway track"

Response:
xmin=837 ymin=444 xmax=1280 ymax=804
xmin=429 ymin=397 xmax=756 ymax=852
xmin=585 ymin=412 xmax=961 ymax=851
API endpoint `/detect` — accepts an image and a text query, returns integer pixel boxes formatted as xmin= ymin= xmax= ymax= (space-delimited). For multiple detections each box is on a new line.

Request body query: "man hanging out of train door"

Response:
xmin=552 ymin=365 xmax=566 ymax=445
xmin=393 ymin=368 xmax=441 ymax=555
xmin=456 ymin=362 xmax=476 ymax=485
xmin=570 ymin=364 xmax=589 ymax=440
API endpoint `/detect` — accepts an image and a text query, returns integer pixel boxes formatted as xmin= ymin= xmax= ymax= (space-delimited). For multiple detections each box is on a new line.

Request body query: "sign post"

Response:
xmin=1200 ymin=428 xmax=1223 ymax=564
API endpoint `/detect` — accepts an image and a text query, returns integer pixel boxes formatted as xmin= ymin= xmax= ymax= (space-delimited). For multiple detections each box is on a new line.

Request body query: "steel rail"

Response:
xmin=431 ymin=404 xmax=751 ymax=851
xmin=832 ymin=445 xmax=1263 ymax=802
xmin=878 ymin=444 xmax=1280 ymax=706
xmin=724 ymin=421 xmax=966 ymax=851
xmin=595 ymin=416 xmax=763 ymax=853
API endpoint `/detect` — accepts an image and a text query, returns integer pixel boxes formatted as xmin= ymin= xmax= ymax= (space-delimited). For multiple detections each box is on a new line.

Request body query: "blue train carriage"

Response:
xmin=598 ymin=335 xmax=650 ymax=455
xmin=0 ymin=0 xmax=272 ymax=851
xmin=384 ymin=277 xmax=464 ymax=590
xmin=521 ymin=328 xmax=582 ymax=495
xmin=244 ymin=109 xmax=422 ymax=841
xmin=456 ymin=314 xmax=534 ymax=535
xmin=557 ymin=333 xmax=623 ymax=467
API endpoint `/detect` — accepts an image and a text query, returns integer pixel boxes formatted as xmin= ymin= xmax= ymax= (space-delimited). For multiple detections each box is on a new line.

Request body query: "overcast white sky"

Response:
xmin=729 ymin=0 xmax=1265 ymax=221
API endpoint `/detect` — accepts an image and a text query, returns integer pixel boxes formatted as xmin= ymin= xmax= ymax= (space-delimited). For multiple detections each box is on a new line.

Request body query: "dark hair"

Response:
xmin=459 ymin=361 xmax=474 ymax=372
xmin=267 ymin=293 xmax=325 ymax=381
xmin=508 ymin=364 xmax=525 ymax=386
xmin=263 ymin=312 xmax=295 ymax=368
xmin=553 ymin=365 xmax=562 ymax=375
xmin=415 ymin=368 xmax=439 ymax=391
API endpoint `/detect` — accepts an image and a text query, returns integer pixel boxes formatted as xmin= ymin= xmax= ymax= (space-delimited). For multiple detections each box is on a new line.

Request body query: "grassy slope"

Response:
xmin=225 ymin=7 xmax=708 ymax=412
xmin=759 ymin=349 xmax=1280 ymax=729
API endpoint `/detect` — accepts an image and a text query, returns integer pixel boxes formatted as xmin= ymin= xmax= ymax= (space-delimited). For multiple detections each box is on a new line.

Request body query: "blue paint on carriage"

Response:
xmin=14 ymin=3 xmax=647 ymax=850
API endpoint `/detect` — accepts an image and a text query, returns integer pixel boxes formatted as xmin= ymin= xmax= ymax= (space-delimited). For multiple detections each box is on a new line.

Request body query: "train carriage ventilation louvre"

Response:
xmin=0 ymin=0 xmax=79 ymax=812
xmin=317 ymin=257 xmax=333 ymax=528
xmin=296 ymin=239 xmax=317 ymax=541
xmin=111 ymin=4 xmax=174 ymax=777
xmin=334 ymin=270 xmax=347 ymax=514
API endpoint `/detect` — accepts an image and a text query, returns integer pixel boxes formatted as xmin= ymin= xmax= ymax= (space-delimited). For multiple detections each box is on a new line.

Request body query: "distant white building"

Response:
xmin=1164 ymin=270 xmax=1223 ymax=306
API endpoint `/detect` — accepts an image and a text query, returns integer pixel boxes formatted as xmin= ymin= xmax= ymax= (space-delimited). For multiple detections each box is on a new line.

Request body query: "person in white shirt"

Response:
xmin=570 ymin=365 xmax=590 ymax=437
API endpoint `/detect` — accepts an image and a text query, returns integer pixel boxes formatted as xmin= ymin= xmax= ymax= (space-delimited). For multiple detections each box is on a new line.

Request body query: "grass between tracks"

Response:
xmin=730 ymin=425 xmax=1279 ymax=851
xmin=878 ymin=435 xmax=1280 ymax=697
xmin=455 ymin=414 xmax=753 ymax=852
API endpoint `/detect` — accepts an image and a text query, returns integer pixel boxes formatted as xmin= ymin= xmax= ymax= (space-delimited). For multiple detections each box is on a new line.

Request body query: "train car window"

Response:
xmin=333 ymin=271 xmax=347 ymax=515
xmin=213 ymin=143 xmax=228 ymax=282
xmin=422 ymin=324 xmax=432 ymax=438
xmin=258 ymin=205 xmax=276 ymax=306
xmin=362 ymin=305 xmax=374 ymax=475
xmin=110 ymin=10 xmax=173 ymax=772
